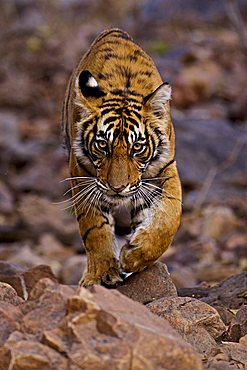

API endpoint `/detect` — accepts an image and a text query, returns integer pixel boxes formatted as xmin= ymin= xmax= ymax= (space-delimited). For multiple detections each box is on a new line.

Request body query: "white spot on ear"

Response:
xmin=87 ymin=76 xmax=98 ymax=88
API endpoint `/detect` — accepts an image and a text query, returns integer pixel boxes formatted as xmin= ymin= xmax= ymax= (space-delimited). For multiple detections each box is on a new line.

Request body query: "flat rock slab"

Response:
xmin=0 ymin=277 xmax=203 ymax=370
xmin=117 ymin=262 xmax=177 ymax=304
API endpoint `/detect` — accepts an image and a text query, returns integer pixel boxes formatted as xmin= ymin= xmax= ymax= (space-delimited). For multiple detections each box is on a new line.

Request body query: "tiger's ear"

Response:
xmin=144 ymin=82 xmax=171 ymax=118
xmin=78 ymin=70 xmax=106 ymax=99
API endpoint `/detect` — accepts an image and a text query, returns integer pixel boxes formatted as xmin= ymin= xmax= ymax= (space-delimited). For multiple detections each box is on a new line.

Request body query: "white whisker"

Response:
xmin=54 ymin=182 xmax=96 ymax=205
xmin=76 ymin=187 xmax=96 ymax=206
xmin=60 ymin=176 xmax=95 ymax=183
xmin=59 ymin=185 xmax=95 ymax=210
xmin=141 ymin=186 xmax=159 ymax=208
xmin=93 ymin=191 xmax=103 ymax=218
xmin=84 ymin=189 xmax=99 ymax=217
xmin=142 ymin=182 xmax=182 ymax=203
xmin=142 ymin=181 xmax=162 ymax=191
xmin=63 ymin=179 xmax=95 ymax=197
xmin=142 ymin=176 xmax=170 ymax=181
xmin=77 ymin=184 xmax=98 ymax=213
xmin=142 ymin=185 xmax=170 ymax=217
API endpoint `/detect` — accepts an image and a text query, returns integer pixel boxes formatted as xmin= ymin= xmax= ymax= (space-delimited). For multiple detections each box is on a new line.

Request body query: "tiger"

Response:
xmin=62 ymin=28 xmax=182 ymax=287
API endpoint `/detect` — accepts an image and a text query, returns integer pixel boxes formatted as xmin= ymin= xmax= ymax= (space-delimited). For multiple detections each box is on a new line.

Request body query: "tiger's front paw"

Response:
xmin=79 ymin=268 xmax=123 ymax=288
xmin=120 ymin=244 xmax=151 ymax=273
xmin=101 ymin=268 xmax=123 ymax=287
xmin=79 ymin=272 xmax=101 ymax=287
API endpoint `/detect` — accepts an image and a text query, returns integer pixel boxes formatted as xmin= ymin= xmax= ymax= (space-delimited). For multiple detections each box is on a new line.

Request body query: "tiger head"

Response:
xmin=73 ymin=70 xmax=173 ymax=201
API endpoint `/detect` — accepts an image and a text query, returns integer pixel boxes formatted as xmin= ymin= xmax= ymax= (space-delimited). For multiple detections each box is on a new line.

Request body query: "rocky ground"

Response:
xmin=0 ymin=263 xmax=246 ymax=369
xmin=0 ymin=0 xmax=247 ymax=369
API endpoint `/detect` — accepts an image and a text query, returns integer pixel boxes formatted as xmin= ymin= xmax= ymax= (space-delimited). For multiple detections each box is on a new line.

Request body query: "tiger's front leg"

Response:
xmin=78 ymin=214 xmax=121 ymax=287
xmin=78 ymin=211 xmax=122 ymax=286
xmin=120 ymin=173 xmax=182 ymax=273
xmin=71 ymin=180 xmax=121 ymax=287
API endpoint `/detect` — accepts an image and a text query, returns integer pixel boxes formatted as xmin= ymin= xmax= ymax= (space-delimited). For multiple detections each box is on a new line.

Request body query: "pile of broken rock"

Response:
xmin=0 ymin=262 xmax=246 ymax=370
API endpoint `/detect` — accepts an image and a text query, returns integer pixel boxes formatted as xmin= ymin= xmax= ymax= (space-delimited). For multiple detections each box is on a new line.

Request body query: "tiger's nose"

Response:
xmin=109 ymin=184 xmax=126 ymax=193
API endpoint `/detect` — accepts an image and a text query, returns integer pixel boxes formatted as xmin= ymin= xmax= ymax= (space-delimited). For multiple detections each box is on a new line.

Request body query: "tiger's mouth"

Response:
xmin=103 ymin=188 xmax=138 ymax=198
xmin=96 ymin=180 xmax=139 ymax=198
xmin=110 ymin=190 xmax=137 ymax=198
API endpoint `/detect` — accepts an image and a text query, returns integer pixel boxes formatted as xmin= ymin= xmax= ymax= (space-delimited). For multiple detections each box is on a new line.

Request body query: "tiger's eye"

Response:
xmin=133 ymin=143 xmax=143 ymax=152
xmin=97 ymin=140 xmax=108 ymax=150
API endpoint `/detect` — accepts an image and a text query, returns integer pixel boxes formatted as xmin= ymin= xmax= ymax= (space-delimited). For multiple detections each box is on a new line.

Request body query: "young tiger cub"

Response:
xmin=62 ymin=29 xmax=182 ymax=286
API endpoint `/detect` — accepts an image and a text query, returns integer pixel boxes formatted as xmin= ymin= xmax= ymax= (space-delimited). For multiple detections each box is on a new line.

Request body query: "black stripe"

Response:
xmin=104 ymin=53 xmax=122 ymax=60
xmin=81 ymin=118 xmax=95 ymax=133
xmin=150 ymin=134 xmax=156 ymax=150
xmin=131 ymin=110 xmax=142 ymax=121
xmin=134 ymin=49 xmax=145 ymax=57
xmin=83 ymin=221 xmax=109 ymax=243
xmin=157 ymin=158 xmax=175 ymax=176
xmin=103 ymin=116 xmax=119 ymax=125
xmin=95 ymin=47 xmax=114 ymax=55
xmin=101 ymin=104 xmax=120 ymax=112
xmin=85 ymin=124 xmax=97 ymax=152
xmin=77 ymin=213 xmax=84 ymax=223
xmin=131 ymin=220 xmax=142 ymax=231
xmin=93 ymin=29 xmax=131 ymax=46
xmin=110 ymin=90 xmax=142 ymax=100
xmin=96 ymin=39 xmax=126 ymax=48
xmin=101 ymin=108 xmax=114 ymax=116
xmin=125 ymin=75 xmax=131 ymax=88
xmin=127 ymin=54 xmax=138 ymax=62
xmin=127 ymin=116 xmax=139 ymax=127
xmin=88 ymin=134 xmax=96 ymax=159
xmin=76 ymin=158 xmax=95 ymax=176
xmin=130 ymin=103 xmax=142 ymax=111
xmin=102 ymin=98 xmax=123 ymax=104
xmin=77 ymin=205 xmax=110 ymax=224
xmin=168 ymin=126 xmax=172 ymax=140
xmin=137 ymin=78 xmax=146 ymax=85
xmin=110 ymin=88 xmax=126 ymax=96
xmin=110 ymin=32 xmax=132 ymax=41
xmin=101 ymin=205 xmax=110 ymax=213
xmin=162 ymin=176 xmax=174 ymax=184
xmin=143 ymin=127 xmax=154 ymax=160
xmin=139 ymin=70 xmax=153 ymax=77
xmin=105 ymin=123 xmax=115 ymax=133
xmin=153 ymin=127 xmax=162 ymax=139
xmin=147 ymin=136 xmax=155 ymax=161
xmin=97 ymin=72 xmax=113 ymax=80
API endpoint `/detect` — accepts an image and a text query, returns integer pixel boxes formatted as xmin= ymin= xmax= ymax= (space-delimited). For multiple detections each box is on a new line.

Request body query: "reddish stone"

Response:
xmin=117 ymin=262 xmax=177 ymax=304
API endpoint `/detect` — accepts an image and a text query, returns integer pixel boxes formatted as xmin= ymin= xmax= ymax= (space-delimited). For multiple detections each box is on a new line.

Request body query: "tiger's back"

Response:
xmin=75 ymin=29 xmax=162 ymax=95
xmin=62 ymin=29 xmax=182 ymax=287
